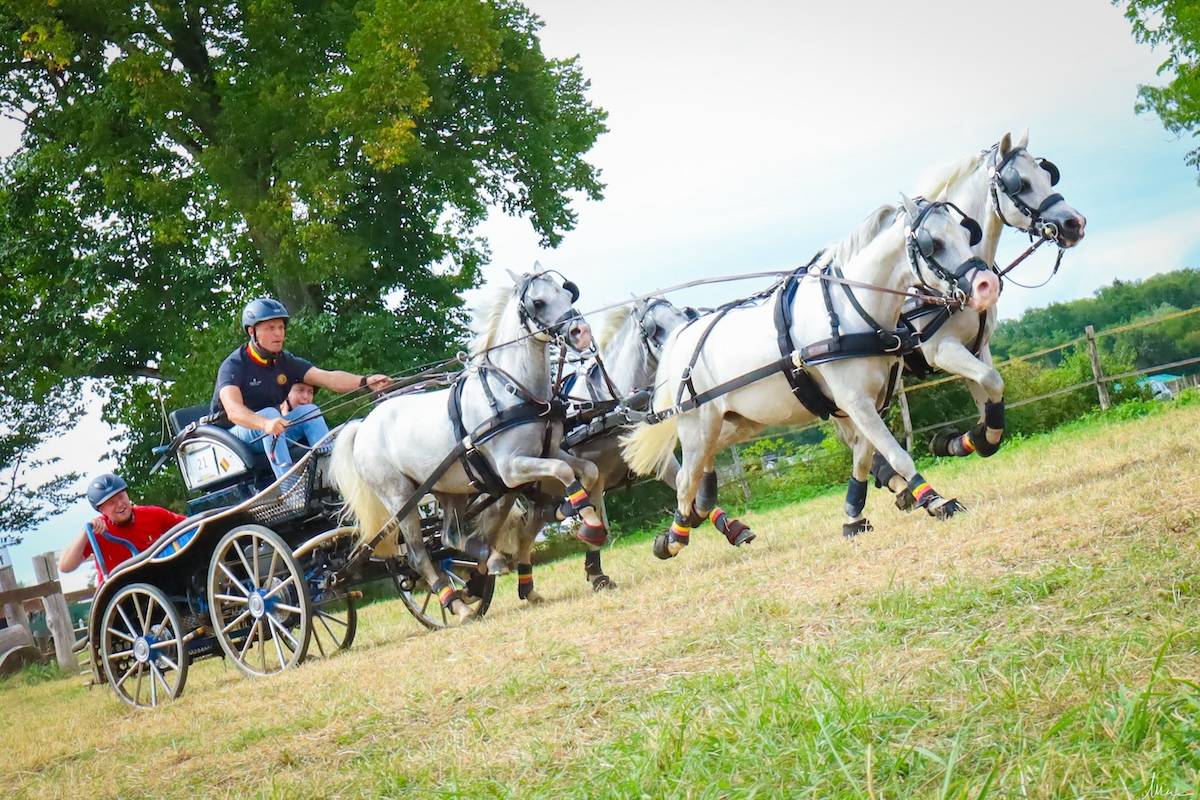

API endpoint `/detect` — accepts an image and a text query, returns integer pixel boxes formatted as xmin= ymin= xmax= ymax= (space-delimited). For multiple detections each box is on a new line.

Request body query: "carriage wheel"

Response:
xmin=208 ymin=525 xmax=312 ymax=677
xmin=100 ymin=583 xmax=189 ymax=708
xmin=394 ymin=556 xmax=495 ymax=631
xmin=306 ymin=595 xmax=357 ymax=658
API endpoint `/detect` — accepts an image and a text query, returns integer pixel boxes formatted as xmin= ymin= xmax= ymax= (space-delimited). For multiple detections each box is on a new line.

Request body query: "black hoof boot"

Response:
xmin=929 ymin=428 xmax=960 ymax=457
xmin=931 ymin=498 xmax=967 ymax=519
xmin=589 ymin=573 xmax=616 ymax=592
xmin=842 ymin=518 xmax=873 ymax=538
xmin=653 ymin=532 xmax=675 ymax=560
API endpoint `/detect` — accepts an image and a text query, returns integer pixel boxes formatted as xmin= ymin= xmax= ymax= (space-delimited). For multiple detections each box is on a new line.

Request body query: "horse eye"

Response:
xmin=532 ymin=298 xmax=546 ymax=310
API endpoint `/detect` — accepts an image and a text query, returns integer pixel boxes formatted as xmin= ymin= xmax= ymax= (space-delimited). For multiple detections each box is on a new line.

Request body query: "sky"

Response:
xmin=8 ymin=0 xmax=1200 ymax=588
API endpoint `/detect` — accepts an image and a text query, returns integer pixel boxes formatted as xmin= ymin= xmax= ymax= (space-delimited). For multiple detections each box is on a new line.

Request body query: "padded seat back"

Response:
xmin=168 ymin=403 xmax=213 ymax=436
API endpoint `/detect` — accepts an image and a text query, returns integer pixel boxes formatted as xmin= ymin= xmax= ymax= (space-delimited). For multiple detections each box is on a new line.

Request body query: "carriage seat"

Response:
xmin=168 ymin=403 xmax=309 ymax=490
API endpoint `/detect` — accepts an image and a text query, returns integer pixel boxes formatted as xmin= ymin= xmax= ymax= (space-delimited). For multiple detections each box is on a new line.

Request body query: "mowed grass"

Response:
xmin=3 ymin=405 xmax=1200 ymax=799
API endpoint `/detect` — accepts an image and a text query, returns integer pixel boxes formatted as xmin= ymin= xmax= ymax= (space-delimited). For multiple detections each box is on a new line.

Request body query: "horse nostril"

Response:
xmin=1063 ymin=217 xmax=1080 ymax=232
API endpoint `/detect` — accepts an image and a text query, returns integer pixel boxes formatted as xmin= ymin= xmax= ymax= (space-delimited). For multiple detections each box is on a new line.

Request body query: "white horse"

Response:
xmin=483 ymin=297 xmax=744 ymax=599
xmin=869 ymin=130 xmax=1087 ymax=504
xmin=331 ymin=268 xmax=606 ymax=621
xmin=622 ymin=192 xmax=997 ymax=552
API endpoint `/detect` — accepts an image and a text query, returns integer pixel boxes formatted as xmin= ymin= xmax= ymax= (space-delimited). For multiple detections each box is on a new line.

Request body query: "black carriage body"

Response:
xmin=84 ymin=428 xmax=345 ymax=685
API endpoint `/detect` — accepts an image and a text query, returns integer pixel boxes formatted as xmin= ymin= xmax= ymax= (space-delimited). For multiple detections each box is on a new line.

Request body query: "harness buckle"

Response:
xmin=680 ymin=366 xmax=692 ymax=382
xmin=790 ymin=350 xmax=805 ymax=370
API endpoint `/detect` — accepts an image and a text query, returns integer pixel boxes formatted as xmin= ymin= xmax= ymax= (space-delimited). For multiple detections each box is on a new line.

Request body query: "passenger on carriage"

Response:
xmin=58 ymin=474 xmax=187 ymax=585
xmin=211 ymin=298 xmax=391 ymax=479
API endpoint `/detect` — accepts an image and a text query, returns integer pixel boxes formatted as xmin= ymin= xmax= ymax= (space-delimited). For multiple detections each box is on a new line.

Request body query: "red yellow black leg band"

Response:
xmin=436 ymin=582 xmax=457 ymax=608
xmin=565 ymin=479 xmax=593 ymax=512
xmin=960 ymin=433 xmax=976 ymax=454
xmin=517 ymin=563 xmax=534 ymax=600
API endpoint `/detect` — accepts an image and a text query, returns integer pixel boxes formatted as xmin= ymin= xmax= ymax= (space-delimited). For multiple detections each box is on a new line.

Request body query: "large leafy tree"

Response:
xmin=0 ymin=387 xmax=80 ymax=536
xmin=0 ymin=0 xmax=605 ymax=505
xmin=1119 ymin=0 xmax=1200 ymax=178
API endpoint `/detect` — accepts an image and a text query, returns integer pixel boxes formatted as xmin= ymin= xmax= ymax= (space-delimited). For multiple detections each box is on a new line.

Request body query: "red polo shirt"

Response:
xmin=83 ymin=505 xmax=187 ymax=583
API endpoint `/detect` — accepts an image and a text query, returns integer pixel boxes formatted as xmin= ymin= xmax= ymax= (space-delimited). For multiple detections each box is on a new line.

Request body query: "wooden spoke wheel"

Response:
xmin=207 ymin=525 xmax=312 ymax=677
xmin=394 ymin=554 xmax=495 ymax=631
xmin=306 ymin=594 xmax=357 ymax=658
xmin=100 ymin=583 xmax=190 ymax=708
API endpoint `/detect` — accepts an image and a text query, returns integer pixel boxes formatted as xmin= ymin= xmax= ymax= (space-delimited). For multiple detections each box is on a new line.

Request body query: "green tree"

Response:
xmin=0 ymin=0 xmax=606 ymax=505
xmin=1119 ymin=0 xmax=1200 ymax=178
xmin=0 ymin=387 xmax=80 ymax=536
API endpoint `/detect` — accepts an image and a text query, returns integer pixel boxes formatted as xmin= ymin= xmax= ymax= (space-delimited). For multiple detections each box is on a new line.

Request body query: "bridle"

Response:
xmin=904 ymin=199 xmax=990 ymax=306
xmin=987 ymin=144 xmax=1064 ymax=241
xmin=985 ymin=144 xmax=1070 ymax=287
xmin=514 ymin=271 xmax=585 ymax=344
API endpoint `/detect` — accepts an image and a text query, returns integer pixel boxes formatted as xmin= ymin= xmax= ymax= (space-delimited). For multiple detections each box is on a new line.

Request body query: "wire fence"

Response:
xmin=697 ymin=303 xmax=1200 ymax=491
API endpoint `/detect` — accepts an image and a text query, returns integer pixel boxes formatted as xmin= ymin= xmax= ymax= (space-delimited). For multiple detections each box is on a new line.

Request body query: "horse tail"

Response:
xmin=621 ymin=379 xmax=680 ymax=478
xmin=331 ymin=421 xmax=391 ymax=546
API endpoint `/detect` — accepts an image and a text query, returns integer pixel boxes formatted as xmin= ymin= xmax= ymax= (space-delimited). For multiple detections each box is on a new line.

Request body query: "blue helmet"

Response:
xmin=241 ymin=298 xmax=290 ymax=333
xmin=87 ymin=473 xmax=128 ymax=510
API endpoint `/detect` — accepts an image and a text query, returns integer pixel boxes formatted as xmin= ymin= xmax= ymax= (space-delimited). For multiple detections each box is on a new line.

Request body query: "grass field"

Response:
xmin=3 ymin=402 xmax=1200 ymax=799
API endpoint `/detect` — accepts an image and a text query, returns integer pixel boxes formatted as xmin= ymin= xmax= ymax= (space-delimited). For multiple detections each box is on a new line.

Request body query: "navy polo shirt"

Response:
xmin=210 ymin=345 xmax=316 ymax=416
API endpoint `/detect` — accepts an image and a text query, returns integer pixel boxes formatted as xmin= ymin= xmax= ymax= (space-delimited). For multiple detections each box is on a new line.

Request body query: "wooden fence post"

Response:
xmin=31 ymin=553 xmax=77 ymax=671
xmin=897 ymin=380 xmax=914 ymax=452
xmin=729 ymin=445 xmax=752 ymax=503
xmin=0 ymin=564 xmax=31 ymax=632
xmin=1085 ymin=324 xmax=1111 ymax=411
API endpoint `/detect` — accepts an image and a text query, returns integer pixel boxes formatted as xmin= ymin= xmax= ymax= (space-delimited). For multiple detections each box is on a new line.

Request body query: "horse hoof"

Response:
xmin=590 ymin=574 xmax=616 ymax=592
xmin=725 ymin=521 xmax=755 ymax=547
xmin=930 ymin=498 xmax=966 ymax=519
xmin=524 ymin=589 xmax=546 ymax=605
xmin=929 ymin=428 xmax=960 ymax=457
xmin=652 ymin=533 xmax=675 ymax=560
xmin=842 ymin=518 xmax=873 ymax=538
xmin=575 ymin=522 xmax=608 ymax=547
xmin=895 ymin=490 xmax=916 ymax=512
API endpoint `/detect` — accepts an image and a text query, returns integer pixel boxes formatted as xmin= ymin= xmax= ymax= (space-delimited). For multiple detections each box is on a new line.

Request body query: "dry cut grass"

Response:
xmin=2 ymin=403 xmax=1199 ymax=798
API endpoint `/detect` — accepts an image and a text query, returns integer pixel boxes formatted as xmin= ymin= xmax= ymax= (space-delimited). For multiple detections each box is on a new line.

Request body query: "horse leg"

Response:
xmin=654 ymin=409 xmax=723 ymax=559
xmin=840 ymin=397 xmax=964 ymax=520
xmin=378 ymin=480 xmax=474 ymax=622
xmin=514 ymin=505 xmax=550 ymax=604
xmin=496 ymin=455 xmax=609 ymax=546
xmin=834 ymin=419 xmax=875 ymax=538
xmin=583 ymin=487 xmax=616 ymax=591
xmin=926 ymin=340 xmax=1006 ymax=458
xmin=699 ymin=418 xmax=756 ymax=546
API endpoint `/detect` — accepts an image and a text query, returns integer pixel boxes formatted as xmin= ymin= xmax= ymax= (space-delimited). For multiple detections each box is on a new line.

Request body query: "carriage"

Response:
xmin=84 ymin=404 xmax=495 ymax=708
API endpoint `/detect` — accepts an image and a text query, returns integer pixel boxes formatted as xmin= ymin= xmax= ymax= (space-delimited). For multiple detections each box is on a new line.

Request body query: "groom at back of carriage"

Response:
xmin=212 ymin=298 xmax=391 ymax=479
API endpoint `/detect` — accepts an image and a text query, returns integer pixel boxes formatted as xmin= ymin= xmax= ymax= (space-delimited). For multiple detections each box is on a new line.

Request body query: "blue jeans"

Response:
xmin=231 ymin=404 xmax=330 ymax=478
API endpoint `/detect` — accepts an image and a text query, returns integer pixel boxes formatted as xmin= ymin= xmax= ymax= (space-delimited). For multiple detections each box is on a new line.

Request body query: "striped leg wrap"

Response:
xmin=517 ymin=563 xmax=534 ymax=600
xmin=434 ymin=580 xmax=458 ymax=609
xmin=709 ymin=507 xmax=754 ymax=546
xmin=670 ymin=519 xmax=691 ymax=546
xmin=907 ymin=473 xmax=939 ymax=509
xmin=565 ymin=480 xmax=593 ymax=512
xmin=958 ymin=433 xmax=977 ymax=455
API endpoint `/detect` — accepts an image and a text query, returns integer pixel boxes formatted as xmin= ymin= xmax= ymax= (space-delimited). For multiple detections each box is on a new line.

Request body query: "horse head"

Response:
xmin=900 ymin=192 xmax=997 ymax=312
xmin=990 ymin=130 xmax=1087 ymax=248
xmin=504 ymin=266 xmax=593 ymax=351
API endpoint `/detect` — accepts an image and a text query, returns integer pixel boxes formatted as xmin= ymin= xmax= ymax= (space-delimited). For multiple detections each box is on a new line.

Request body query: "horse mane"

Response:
xmin=817 ymin=204 xmax=898 ymax=268
xmin=470 ymin=279 xmax=517 ymax=354
xmin=595 ymin=306 xmax=633 ymax=350
xmin=918 ymin=150 xmax=986 ymax=199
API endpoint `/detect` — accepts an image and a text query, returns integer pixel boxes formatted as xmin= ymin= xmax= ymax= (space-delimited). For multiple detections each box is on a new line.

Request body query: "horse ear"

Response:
xmin=631 ymin=294 xmax=647 ymax=314
xmin=898 ymin=192 xmax=920 ymax=222
xmin=505 ymin=268 xmax=521 ymax=283
xmin=532 ymin=260 xmax=544 ymax=274
xmin=998 ymin=131 xmax=1013 ymax=157
xmin=1016 ymin=127 xmax=1029 ymax=149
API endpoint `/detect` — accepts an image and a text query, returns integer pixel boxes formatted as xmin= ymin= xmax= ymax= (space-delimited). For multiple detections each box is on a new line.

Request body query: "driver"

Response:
xmin=212 ymin=298 xmax=391 ymax=479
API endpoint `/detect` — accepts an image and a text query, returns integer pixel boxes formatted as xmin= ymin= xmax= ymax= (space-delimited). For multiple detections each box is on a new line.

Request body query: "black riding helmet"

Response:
xmin=242 ymin=298 xmax=290 ymax=354
xmin=87 ymin=473 xmax=128 ymax=510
